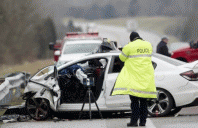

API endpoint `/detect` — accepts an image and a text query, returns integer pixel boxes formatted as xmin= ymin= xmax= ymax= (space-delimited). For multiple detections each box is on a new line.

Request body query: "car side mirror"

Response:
xmin=53 ymin=65 xmax=58 ymax=79
xmin=49 ymin=42 xmax=54 ymax=50
xmin=54 ymin=50 xmax=61 ymax=56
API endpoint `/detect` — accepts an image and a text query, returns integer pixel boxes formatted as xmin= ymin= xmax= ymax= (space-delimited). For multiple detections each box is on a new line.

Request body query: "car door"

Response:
xmin=105 ymin=56 xmax=158 ymax=108
xmin=105 ymin=56 xmax=131 ymax=107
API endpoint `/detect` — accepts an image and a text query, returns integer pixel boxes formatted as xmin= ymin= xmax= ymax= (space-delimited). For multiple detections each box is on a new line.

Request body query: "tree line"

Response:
xmin=0 ymin=0 xmax=57 ymax=65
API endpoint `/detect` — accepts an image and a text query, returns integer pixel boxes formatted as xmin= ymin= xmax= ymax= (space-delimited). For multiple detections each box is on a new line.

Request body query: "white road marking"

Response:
xmin=145 ymin=119 xmax=156 ymax=128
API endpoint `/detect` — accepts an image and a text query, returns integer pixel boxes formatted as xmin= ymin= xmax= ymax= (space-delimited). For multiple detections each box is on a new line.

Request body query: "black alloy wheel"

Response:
xmin=147 ymin=88 xmax=174 ymax=117
xmin=26 ymin=98 xmax=51 ymax=121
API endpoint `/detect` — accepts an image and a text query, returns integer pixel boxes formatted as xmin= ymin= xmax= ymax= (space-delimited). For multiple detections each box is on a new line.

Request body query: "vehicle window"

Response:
xmin=152 ymin=61 xmax=157 ymax=69
xmin=110 ymin=56 xmax=124 ymax=73
xmin=63 ymin=43 xmax=101 ymax=54
xmin=58 ymin=58 xmax=107 ymax=76
xmin=62 ymin=40 xmax=101 ymax=54
xmin=152 ymin=54 xmax=186 ymax=66
xmin=110 ymin=57 xmax=156 ymax=73
xmin=32 ymin=66 xmax=54 ymax=80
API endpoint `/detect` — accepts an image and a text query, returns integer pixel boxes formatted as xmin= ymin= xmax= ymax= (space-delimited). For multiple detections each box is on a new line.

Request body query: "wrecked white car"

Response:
xmin=23 ymin=51 xmax=198 ymax=120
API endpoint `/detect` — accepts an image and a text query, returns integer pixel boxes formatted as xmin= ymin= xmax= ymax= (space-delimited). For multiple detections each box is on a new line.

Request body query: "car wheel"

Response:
xmin=147 ymin=88 xmax=174 ymax=117
xmin=26 ymin=98 xmax=51 ymax=121
xmin=169 ymin=107 xmax=182 ymax=116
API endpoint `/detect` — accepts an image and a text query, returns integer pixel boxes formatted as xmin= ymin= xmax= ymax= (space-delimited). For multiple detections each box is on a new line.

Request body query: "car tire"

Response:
xmin=26 ymin=98 xmax=51 ymax=121
xmin=169 ymin=107 xmax=182 ymax=116
xmin=147 ymin=88 xmax=174 ymax=117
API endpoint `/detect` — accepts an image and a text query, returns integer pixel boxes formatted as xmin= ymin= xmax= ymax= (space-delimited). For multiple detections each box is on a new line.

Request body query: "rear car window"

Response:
xmin=109 ymin=56 xmax=158 ymax=73
xmin=152 ymin=54 xmax=186 ymax=66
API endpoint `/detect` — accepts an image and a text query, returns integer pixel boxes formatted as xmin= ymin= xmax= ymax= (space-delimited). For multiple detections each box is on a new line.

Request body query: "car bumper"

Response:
xmin=175 ymin=81 xmax=198 ymax=107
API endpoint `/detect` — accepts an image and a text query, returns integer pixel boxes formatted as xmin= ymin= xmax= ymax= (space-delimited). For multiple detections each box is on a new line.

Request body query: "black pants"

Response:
xmin=129 ymin=95 xmax=148 ymax=124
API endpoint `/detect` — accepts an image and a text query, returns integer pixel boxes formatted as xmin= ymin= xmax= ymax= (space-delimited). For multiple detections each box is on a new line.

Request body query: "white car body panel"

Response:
xmin=24 ymin=52 xmax=198 ymax=112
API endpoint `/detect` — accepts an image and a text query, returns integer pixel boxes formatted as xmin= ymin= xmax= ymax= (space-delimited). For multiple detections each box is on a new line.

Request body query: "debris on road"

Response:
xmin=0 ymin=114 xmax=31 ymax=123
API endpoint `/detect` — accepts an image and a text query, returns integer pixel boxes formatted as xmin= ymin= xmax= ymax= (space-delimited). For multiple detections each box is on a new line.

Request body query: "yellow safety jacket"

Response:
xmin=111 ymin=39 xmax=157 ymax=98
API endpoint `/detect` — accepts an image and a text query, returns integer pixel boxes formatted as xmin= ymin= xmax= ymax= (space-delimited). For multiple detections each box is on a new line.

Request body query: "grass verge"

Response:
xmin=0 ymin=59 xmax=54 ymax=77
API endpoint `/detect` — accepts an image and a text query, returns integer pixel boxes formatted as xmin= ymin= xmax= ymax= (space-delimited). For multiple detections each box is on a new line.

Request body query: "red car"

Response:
xmin=171 ymin=41 xmax=198 ymax=62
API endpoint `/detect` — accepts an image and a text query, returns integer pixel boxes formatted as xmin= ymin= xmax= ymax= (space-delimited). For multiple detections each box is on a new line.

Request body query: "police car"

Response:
xmin=49 ymin=32 xmax=117 ymax=66
xmin=23 ymin=51 xmax=198 ymax=120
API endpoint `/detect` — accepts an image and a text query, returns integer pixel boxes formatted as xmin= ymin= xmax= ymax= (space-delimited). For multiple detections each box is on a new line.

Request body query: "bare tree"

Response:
xmin=0 ymin=0 xmax=57 ymax=65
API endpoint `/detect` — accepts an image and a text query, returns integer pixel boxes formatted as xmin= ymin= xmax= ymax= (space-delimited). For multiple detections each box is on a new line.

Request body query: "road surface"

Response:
xmin=2 ymin=108 xmax=198 ymax=128
xmin=97 ymin=24 xmax=161 ymax=52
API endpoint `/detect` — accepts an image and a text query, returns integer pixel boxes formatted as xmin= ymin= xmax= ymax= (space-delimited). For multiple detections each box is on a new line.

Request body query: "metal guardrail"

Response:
xmin=0 ymin=78 xmax=4 ymax=84
xmin=0 ymin=73 xmax=25 ymax=106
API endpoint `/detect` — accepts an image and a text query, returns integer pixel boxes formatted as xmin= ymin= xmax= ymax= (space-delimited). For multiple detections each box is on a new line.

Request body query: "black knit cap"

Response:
xmin=130 ymin=31 xmax=140 ymax=41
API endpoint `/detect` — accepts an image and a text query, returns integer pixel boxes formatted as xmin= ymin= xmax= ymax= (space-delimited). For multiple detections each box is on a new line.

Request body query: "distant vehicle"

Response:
xmin=171 ymin=41 xmax=198 ymax=62
xmin=23 ymin=51 xmax=198 ymax=120
xmin=49 ymin=32 xmax=118 ymax=66
xmin=49 ymin=32 xmax=103 ymax=62
xmin=126 ymin=19 xmax=138 ymax=32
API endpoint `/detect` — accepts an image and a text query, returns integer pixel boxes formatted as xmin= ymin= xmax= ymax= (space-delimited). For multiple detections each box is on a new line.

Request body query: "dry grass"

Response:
xmin=0 ymin=59 xmax=54 ymax=77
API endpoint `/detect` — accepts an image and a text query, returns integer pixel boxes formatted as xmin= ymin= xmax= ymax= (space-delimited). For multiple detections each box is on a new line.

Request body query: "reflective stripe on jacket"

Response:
xmin=111 ymin=39 xmax=157 ymax=98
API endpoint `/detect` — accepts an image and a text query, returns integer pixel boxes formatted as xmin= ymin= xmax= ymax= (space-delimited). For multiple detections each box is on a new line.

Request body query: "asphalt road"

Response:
xmin=2 ymin=107 xmax=198 ymax=128
xmin=97 ymin=24 xmax=161 ymax=52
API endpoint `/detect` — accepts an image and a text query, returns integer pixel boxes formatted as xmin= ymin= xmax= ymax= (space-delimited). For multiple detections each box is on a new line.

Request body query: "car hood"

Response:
xmin=59 ymin=53 xmax=91 ymax=62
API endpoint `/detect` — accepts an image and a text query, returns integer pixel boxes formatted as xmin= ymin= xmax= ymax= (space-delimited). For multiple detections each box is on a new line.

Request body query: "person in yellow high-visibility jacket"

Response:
xmin=111 ymin=32 xmax=157 ymax=127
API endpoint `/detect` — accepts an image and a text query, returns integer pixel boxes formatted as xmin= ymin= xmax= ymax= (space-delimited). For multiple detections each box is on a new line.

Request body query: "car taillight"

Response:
xmin=180 ymin=70 xmax=198 ymax=81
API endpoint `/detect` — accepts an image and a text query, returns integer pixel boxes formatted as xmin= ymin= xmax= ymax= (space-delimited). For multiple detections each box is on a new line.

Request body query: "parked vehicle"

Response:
xmin=171 ymin=41 xmax=198 ymax=62
xmin=49 ymin=32 xmax=117 ymax=64
xmin=23 ymin=51 xmax=198 ymax=120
